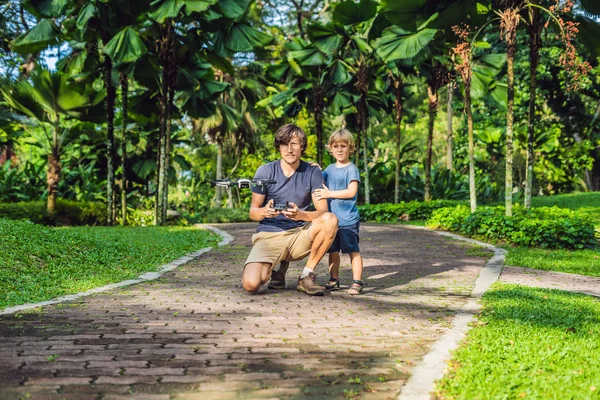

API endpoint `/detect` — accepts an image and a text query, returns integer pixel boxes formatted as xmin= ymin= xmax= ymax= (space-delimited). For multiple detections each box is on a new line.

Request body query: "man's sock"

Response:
xmin=300 ymin=267 xmax=313 ymax=278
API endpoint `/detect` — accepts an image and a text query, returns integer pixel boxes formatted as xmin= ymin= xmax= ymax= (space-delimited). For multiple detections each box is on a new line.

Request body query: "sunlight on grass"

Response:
xmin=531 ymin=192 xmax=600 ymax=228
xmin=437 ymin=284 xmax=600 ymax=399
xmin=506 ymin=247 xmax=600 ymax=276
xmin=0 ymin=219 xmax=220 ymax=309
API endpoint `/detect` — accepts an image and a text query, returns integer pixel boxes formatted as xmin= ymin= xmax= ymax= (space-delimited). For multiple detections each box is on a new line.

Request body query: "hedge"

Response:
xmin=427 ymin=205 xmax=597 ymax=250
xmin=358 ymin=200 xmax=464 ymax=222
xmin=0 ymin=200 xmax=107 ymax=226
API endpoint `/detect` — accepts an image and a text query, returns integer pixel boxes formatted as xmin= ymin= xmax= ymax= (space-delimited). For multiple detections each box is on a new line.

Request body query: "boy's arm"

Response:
xmin=313 ymin=180 xmax=358 ymax=200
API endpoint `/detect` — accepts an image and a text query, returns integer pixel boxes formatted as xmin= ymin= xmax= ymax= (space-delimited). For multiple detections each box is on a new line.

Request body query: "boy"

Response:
xmin=313 ymin=129 xmax=364 ymax=295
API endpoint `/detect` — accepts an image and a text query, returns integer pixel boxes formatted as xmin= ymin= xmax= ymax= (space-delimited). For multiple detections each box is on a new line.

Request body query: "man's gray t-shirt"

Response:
xmin=323 ymin=162 xmax=360 ymax=226
xmin=252 ymin=160 xmax=324 ymax=233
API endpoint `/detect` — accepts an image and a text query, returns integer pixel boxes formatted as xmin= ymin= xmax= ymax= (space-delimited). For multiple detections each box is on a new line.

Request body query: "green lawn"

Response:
xmin=531 ymin=192 xmax=600 ymax=228
xmin=504 ymin=193 xmax=600 ymax=276
xmin=0 ymin=219 xmax=220 ymax=309
xmin=437 ymin=283 xmax=600 ymax=399
xmin=505 ymin=246 xmax=600 ymax=277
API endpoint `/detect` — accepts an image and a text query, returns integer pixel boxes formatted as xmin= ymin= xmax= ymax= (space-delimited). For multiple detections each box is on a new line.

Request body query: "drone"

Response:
xmin=211 ymin=178 xmax=276 ymax=189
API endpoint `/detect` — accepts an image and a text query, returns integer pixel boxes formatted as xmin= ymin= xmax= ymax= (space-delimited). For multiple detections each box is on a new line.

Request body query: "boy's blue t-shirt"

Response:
xmin=323 ymin=162 xmax=360 ymax=226
xmin=252 ymin=160 xmax=324 ymax=233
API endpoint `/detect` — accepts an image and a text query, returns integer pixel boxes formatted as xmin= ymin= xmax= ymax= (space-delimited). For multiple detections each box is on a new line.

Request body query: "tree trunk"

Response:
xmin=446 ymin=81 xmax=454 ymax=170
xmin=506 ymin=41 xmax=516 ymax=216
xmin=154 ymin=123 xmax=164 ymax=225
xmin=363 ymin=120 xmax=370 ymax=205
xmin=120 ymin=73 xmax=128 ymax=225
xmin=466 ymin=80 xmax=476 ymax=212
xmin=161 ymin=82 xmax=174 ymax=223
xmin=104 ymin=57 xmax=116 ymax=225
xmin=356 ymin=63 xmax=369 ymax=203
xmin=47 ymin=124 xmax=61 ymax=216
xmin=393 ymin=76 xmax=403 ymax=204
xmin=314 ymin=85 xmax=324 ymax=166
xmin=315 ymin=106 xmax=323 ymax=166
xmin=525 ymin=8 xmax=542 ymax=208
xmin=1 ymin=140 xmax=13 ymax=165
xmin=425 ymin=86 xmax=438 ymax=202
xmin=215 ymin=138 xmax=223 ymax=207
xmin=155 ymin=76 xmax=167 ymax=225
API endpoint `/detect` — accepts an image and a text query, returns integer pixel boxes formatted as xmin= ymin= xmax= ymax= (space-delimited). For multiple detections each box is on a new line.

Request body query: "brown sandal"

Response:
xmin=348 ymin=280 xmax=364 ymax=295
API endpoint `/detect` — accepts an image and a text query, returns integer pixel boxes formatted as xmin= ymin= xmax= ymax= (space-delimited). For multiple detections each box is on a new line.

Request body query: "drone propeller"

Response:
xmin=211 ymin=179 xmax=276 ymax=189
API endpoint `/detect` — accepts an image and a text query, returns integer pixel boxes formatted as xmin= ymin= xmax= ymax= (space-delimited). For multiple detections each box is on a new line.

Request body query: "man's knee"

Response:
xmin=242 ymin=274 xmax=261 ymax=292
xmin=318 ymin=212 xmax=338 ymax=232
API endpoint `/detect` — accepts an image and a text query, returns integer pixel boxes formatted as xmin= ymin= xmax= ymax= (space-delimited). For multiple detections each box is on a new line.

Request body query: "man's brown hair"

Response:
xmin=274 ymin=124 xmax=307 ymax=153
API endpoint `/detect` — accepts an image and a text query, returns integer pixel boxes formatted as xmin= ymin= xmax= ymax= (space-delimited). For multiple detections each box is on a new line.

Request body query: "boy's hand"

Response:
xmin=263 ymin=199 xmax=280 ymax=219
xmin=281 ymin=202 xmax=301 ymax=220
xmin=313 ymin=184 xmax=331 ymax=200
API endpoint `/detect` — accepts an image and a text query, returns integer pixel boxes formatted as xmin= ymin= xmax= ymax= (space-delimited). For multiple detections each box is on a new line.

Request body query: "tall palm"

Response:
xmin=147 ymin=0 xmax=271 ymax=224
xmin=324 ymin=0 xmax=379 ymax=204
xmin=1 ymin=68 xmax=102 ymax=214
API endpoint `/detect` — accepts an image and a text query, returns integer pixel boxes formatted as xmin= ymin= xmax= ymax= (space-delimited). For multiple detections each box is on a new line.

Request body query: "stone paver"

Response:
xmin=500 ymin=265 xmax=600 ymax=297
xmin=0 ymin=223 xmax=489 ymax=399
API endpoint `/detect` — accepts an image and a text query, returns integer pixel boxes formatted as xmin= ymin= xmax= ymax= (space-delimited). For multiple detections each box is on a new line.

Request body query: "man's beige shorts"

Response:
xmin=244 ymin=223 xmax=313 ymax=271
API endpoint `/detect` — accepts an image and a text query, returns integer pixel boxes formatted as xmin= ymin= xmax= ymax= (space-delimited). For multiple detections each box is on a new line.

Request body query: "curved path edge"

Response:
xmin=398 ymin=227 xmax=506 ymax=400
xmin=0 ymin=224 xmax=233 ymax=316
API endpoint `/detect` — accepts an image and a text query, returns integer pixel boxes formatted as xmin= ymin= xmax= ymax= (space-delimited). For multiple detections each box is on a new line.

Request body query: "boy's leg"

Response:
xmin=242 ymin=262 xmax=272 ymax=293
xmin=328 ymin=252 xmax=341 ymax=279
xmin=325 ymin=252 xmax=341 ymax=291
xmin=349 ymin=252 xmax=363 ymax=281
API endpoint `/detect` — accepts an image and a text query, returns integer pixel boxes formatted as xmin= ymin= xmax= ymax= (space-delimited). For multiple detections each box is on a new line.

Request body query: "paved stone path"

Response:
xmin=0 ymin=223 xmax=490 ymax=400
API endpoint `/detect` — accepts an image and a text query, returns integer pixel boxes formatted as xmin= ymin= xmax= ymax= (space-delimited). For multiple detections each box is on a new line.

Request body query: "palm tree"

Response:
xmin=325 ymin=0 xmax=380 ymax=204
xmin=1 ymin=68 xmax=102 ymax=215
xmin=11 ymin=0 xmax=149 ymax=224
xmin=147 ymin=0 xmax=271 ymax=224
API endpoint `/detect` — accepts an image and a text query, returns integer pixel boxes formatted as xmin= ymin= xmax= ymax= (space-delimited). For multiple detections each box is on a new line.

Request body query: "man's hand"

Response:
xmin=281 ymin=202 xmax=301 ymax=220
xmin=313 ymin=183 xmax=331 ymax=200
xmin=263 ymin=199 xmax=280 ymax=219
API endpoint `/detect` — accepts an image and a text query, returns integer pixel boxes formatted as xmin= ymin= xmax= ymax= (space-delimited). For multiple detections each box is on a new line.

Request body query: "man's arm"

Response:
xmin=249 ymin=192 xmax=278 ymax=221
xmin=281 ymin=193 xmax=328 ymax=222
xmin=313 ymin=180 xmax=358 ymax=200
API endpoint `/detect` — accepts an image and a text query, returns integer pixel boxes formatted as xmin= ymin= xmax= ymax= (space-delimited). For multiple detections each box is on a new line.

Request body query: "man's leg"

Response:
xmin=268 ymin=261 xmax=288 ymax=290
xmin=242 ymin=262 xmax=272 ymax=293
xmin=305 ymin=212 xmax=338 ymax=270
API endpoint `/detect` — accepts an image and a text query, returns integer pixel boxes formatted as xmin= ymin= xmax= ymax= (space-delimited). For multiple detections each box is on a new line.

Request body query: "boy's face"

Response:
xmin=330 ymin=140 xmax=350 ymax=163
xmin=279 ymin=134 xmax=302 ymax=166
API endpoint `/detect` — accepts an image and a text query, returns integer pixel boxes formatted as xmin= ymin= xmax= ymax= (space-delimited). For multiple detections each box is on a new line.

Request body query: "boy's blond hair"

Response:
xmin=327 ymin=128 xmax=356 ymax=155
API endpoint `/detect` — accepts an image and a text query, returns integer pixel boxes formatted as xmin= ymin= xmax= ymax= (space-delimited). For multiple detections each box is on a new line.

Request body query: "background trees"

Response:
xmin=0 ymin=0 xmax=599 ymax=224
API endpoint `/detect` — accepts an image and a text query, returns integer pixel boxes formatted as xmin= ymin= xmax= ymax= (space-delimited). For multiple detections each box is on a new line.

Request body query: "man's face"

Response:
xmin=279 ymin=135 xmax=302 ymax=166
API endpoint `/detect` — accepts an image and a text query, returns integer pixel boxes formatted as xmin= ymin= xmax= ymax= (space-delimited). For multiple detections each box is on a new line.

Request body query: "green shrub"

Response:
xmin=124 ymin=209 xmax=155 ymax=226
xmin=182 ymin=207 xmax=251 ymax=224
xmin=427 ymin=205 xmax=597 ymax=250
xmin=426 ymin=205 xmax=471 ymax=231
xmin=0 ymin=200 xmax=107 ymax=226
xmin=358 ymin=200 xmax=464 ymax=222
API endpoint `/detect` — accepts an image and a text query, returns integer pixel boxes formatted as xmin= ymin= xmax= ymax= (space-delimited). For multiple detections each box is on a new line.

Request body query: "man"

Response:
xmin=242 ymin=124 xmax=338 ymax=296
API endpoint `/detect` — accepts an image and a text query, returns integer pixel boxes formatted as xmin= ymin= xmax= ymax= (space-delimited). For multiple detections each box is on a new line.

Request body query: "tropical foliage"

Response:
xmin=1 ymin=0 xmax=599 ymax=226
